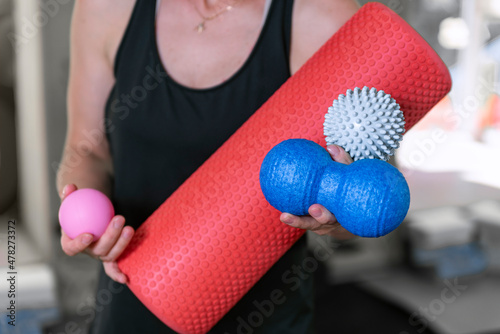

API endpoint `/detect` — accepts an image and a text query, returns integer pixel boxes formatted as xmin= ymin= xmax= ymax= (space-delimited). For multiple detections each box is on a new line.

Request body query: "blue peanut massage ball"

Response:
xmin=259 ymin=139 xmax=410 ymax=237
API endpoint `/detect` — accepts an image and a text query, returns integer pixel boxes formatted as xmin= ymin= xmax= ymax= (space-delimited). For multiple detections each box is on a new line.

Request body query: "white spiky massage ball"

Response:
xmin=324 ymin=87 xmax=405 ymax=161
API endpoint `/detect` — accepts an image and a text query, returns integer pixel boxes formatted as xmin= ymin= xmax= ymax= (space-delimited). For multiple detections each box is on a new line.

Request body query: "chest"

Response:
xmin=107 ymin=0 xmax=292 ymax=155
xmin=155 ymin=0 xmax=266 ymax=89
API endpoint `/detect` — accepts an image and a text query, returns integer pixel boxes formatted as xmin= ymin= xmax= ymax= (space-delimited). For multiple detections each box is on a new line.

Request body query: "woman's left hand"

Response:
xmin=280 ymin=144 xmax=356 ymax=240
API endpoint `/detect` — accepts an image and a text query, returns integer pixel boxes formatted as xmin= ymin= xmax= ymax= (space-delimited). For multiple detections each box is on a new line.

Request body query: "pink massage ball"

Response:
xmin=59 ymin=188 xmax=115 ymax=241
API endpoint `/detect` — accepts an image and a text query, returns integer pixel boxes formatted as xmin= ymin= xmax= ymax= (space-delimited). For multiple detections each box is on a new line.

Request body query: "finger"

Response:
xmin=60 ymin=184 xmax=78 ymax=201
xmin=103 ymin=261 xmax=128 ymax=284
xmin=281 ymin=212 xmax=322 ymax=231
xmin=327 ymin=145 xmax=353 ymax=165
xmin=61 ymin=230 xmax=94 ymax=256
xmin=308 ymin=204 xmax=356 ymax=238
xmin=99 ymin=226 xmax=134 ymax=262
xmin=89 ymin=215 xmax=125 ymax=257
xmin=282 ymin=213 xmax=341 ymax=236
xmin=308 ymin=204 xmax=337 ymax=225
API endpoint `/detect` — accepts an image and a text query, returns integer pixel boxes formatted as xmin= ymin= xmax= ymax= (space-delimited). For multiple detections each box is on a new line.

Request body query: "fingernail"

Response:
xmin=327 ymin=145 xmax=340 ymax=157
xmin=281 ymin=214 xmax=292 ymax=224
xmin=310 ymin=207 xmax=322 ymax=219
xmin=123 ymin=229 xmax=133 ymax=239
xmin=82 ymin=234 xmax=93 ymax=245
xmin=113 ymin=217 xmax=123 ymax=229
xmin=61 ymin=185 xmax=69 ymax=199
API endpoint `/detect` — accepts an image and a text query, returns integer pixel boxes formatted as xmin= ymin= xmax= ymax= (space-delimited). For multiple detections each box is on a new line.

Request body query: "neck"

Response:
xmin=198 ymin=0 xmax=229 ymax=12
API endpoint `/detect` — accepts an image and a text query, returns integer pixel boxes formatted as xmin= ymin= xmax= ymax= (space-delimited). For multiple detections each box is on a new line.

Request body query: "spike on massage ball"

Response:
xmin=259 ymin=139 xmax=410 ymax=237
xmin=324 ymin=87 xmax=405 ymax=161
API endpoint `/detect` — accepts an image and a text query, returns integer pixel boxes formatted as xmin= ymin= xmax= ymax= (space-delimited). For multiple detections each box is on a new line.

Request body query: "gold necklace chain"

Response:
xmin=191 ymin=0 xmax=240 ymax=33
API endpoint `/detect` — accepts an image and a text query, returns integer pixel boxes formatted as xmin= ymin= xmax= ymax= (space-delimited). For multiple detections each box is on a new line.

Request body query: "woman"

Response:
xmin=58 ymin=0 xmax=358 ymax=332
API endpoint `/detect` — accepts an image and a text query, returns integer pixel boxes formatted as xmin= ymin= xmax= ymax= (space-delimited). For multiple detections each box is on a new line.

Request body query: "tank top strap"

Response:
xmin=112 ymin=1 xmax=154 ymax=77
xmin=258 ymin=0 xmax=294 ymax=70
xmin=282 ymin=0 xmax=294 ymax=60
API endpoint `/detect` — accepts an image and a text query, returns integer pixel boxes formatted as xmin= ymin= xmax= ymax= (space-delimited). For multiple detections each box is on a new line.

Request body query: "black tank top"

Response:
xmin=106 ymin=0 xmax=292 ymax=225
xmin=93 ymin=1 xmax=315 ymax=333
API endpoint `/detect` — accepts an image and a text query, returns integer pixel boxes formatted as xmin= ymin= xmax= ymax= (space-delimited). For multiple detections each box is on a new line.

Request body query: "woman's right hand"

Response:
xmin=59 ymin=184 xmax=135 ymax=284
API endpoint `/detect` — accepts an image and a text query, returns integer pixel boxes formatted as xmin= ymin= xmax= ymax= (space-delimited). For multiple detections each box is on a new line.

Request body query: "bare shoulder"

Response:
xmin=66 ymin=0 xmax=136 ymax=156
xmin=71 ymin=0 xmax=136 ymax=67
xmin=290 ymin=0 xmax=360 ymax=74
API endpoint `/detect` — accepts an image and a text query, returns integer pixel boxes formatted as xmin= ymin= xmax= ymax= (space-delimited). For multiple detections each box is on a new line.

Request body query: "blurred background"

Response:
xmin=1 ymin=0 xmax=500 ymax=333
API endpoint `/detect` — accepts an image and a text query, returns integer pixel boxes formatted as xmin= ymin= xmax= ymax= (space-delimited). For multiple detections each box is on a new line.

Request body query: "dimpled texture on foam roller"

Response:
xmin=260 ymin=139 xmax=410 ymax=237
xmin=117 ymin=3 xmax=452 ymax=334
xmin=58 ymin=188 xmax=114 ymax=241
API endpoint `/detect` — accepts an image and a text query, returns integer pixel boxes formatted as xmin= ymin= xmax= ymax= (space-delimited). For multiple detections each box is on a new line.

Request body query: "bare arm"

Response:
xmin=290 ymin=0 xmax=359 ymax=74
xmin=57 ymin=0 xmax=116 ymax=196
xmin=57 ymin=0 xmax=135 ymax=283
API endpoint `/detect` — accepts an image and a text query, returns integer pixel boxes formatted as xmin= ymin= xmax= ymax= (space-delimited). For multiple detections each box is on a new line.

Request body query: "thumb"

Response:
xmin=60 ymin=184 xmax=78 ymax=201
xmin=327 ymin=145 xmax=353 ymax=165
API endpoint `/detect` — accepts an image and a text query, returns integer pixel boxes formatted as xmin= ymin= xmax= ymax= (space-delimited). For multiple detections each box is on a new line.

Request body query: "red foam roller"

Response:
xmin=117 ymin=3 xmax=452 ymax=333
